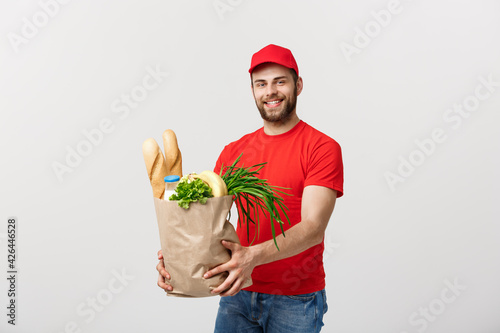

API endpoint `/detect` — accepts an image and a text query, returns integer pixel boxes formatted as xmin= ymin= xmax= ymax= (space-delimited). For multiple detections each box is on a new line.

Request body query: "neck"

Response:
xmin=263 ymin=112 xmax=300 ymax=135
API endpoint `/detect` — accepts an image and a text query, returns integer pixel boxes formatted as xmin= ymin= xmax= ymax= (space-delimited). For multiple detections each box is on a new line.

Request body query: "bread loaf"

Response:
xmin=162 ymin=129 xmax=182 ymax=177
xmin=142 ymin=138 xmax=169 ymax=199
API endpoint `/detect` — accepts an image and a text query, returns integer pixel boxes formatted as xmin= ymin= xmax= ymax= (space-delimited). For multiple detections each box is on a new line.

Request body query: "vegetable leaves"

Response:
xmin=220 ymin=154 xmax=291 ymax=250
xmin=169 ymin=176 xmax=213 ymax=209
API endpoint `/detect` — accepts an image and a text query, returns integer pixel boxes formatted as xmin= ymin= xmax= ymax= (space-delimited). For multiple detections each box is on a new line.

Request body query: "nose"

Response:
xmin=265 ymin=83 xmax=277 ymax=97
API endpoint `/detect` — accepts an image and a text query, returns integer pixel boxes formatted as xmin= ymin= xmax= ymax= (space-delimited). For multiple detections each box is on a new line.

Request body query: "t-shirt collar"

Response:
xmin=258 ymin=120 xmax=305 ymax=142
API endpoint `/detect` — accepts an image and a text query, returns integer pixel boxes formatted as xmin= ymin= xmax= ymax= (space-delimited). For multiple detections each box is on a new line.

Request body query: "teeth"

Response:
xmin=266 ymin=100 xmax=281 ymax=104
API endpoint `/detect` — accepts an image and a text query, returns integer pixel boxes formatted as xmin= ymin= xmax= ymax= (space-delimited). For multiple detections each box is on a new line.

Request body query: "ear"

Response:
xmin=296 ymin=77 xmax=304 ymax=96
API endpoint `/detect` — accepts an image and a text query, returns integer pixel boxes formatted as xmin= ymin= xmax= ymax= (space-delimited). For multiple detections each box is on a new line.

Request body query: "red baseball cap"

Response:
xmin=248 ymin=44 xmax=299 ymax=76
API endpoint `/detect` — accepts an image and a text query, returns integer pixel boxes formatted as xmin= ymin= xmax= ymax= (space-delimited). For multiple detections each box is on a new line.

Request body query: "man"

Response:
xmin=157 ymin=44 xmax=344 ymax=332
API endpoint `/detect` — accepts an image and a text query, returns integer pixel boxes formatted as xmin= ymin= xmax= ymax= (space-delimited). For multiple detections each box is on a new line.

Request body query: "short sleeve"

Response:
xmin=304 ymin=139 xmax=344 ymax=198
xmin=213 ymin=145 xmax=229 ymax=175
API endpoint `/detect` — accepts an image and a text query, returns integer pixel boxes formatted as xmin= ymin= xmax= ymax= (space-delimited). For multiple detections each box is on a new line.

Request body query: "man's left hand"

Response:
xmin=204 ymin=240 xmax=257 ymax=297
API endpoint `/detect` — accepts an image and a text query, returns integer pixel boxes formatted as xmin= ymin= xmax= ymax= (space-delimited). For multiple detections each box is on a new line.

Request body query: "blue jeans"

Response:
xmin=214 ymin=289 xmax=328 ymax=332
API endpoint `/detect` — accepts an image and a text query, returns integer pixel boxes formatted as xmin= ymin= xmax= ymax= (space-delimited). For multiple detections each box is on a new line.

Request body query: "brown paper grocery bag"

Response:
xmin=154 ymin=195 xmax=252 ymax=297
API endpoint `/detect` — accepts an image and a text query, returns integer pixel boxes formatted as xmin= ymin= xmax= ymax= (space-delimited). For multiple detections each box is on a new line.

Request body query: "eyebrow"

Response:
xmin=253 ymin=76 xmax=288 ymax=83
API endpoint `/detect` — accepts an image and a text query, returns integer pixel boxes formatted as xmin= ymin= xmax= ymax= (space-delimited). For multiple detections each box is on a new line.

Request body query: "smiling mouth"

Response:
xmin=264 ymin=99 xmax=283 ymax=108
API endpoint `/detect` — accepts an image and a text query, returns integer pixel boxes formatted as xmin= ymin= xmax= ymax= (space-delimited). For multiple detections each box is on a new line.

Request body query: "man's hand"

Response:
xmin=203 ymin=240 xmax=257 ymax=297
xmin=156 ymin=250 xmax=173 ymax=292
xmin=204 ymin=186 xmax=337 ymax=297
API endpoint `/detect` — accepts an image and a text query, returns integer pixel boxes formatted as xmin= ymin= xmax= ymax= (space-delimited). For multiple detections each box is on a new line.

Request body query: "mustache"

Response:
xmin=263 ymin=94 xmax=284 ymax=101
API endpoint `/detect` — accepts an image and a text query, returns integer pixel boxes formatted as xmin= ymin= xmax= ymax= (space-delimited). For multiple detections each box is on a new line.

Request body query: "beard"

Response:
xmin=255 ymin=85 xmax=297 ymax=124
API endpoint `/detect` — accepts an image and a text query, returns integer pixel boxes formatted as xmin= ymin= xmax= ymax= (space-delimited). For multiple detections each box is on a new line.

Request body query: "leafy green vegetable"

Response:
xmin=169 ymin=176 xmax=213 ymax=209
xmin=220 ymin=154 xmax=291 ymax=250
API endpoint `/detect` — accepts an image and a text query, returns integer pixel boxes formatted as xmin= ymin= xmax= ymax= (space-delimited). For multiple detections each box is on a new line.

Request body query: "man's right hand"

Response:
xmin=156 ymin=249 xmax=173 ymax=292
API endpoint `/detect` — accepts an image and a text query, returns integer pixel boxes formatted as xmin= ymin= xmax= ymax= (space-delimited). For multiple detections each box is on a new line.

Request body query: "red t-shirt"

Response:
xmin=214 ymin=120 xmax=344 ymax=295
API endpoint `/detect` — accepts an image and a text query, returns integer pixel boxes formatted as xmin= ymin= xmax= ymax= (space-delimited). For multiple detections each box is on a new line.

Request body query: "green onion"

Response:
xmin=220 ymin=154 xmax=291 ymax=250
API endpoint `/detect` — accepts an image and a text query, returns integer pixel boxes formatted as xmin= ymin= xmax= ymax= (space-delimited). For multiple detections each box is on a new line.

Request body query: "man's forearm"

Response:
xmin=250 ymin=187 xmax=337 ymax=267
xmin=250 ymin=220 xmax=324 ymax=267
xmin=205 ymin=187 xmax=337 ymax=296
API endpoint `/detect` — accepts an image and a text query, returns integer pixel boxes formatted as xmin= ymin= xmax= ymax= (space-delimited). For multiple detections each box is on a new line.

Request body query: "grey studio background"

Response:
xmin=1 ymin=1 xmax=499 ymax=332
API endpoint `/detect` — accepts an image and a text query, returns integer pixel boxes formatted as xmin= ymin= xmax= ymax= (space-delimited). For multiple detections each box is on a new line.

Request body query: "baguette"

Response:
xmin=142 ymin=138 xmax=169 ymax=199
xmin=162 ymin=129 xmax=182 ymax=177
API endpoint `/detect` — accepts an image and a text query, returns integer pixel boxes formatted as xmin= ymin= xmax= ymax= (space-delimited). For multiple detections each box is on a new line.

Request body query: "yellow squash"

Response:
xmin=192 ymin=171 xmax=228 ymax=197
